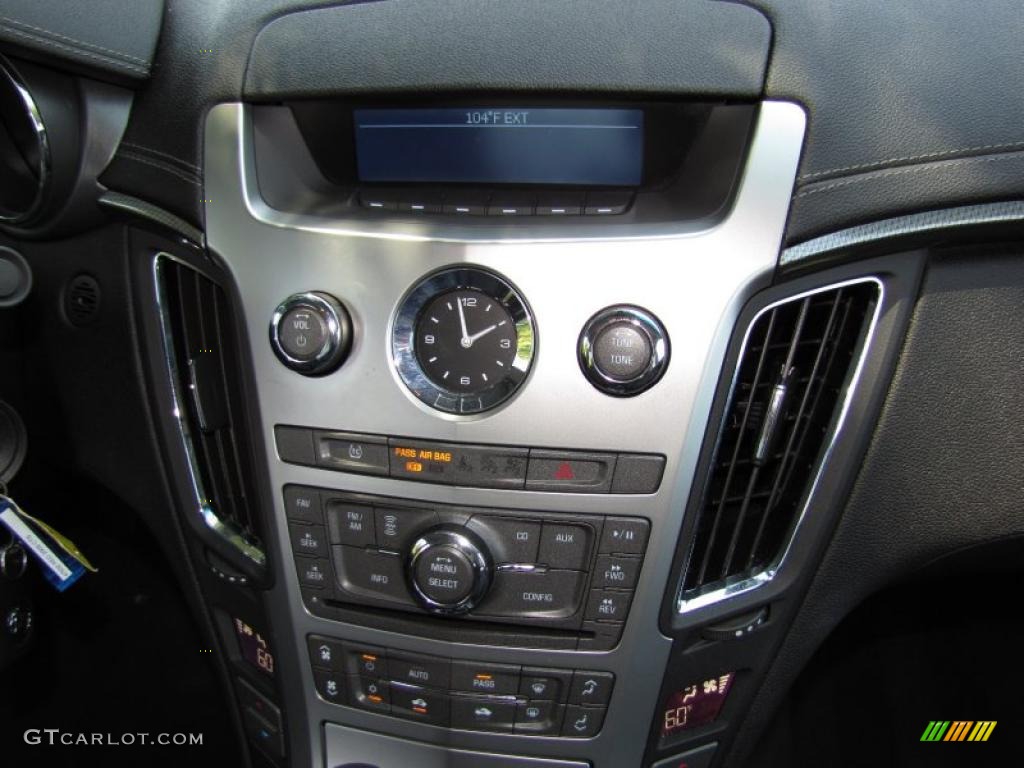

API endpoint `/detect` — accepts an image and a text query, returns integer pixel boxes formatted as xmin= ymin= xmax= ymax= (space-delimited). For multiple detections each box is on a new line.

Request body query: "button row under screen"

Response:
xmin=358 ymin=188 xmax=634 ymax=217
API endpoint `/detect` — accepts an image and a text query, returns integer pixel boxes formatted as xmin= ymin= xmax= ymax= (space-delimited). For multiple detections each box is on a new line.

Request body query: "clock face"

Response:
xmin=415 ymin=290 xmax=518 ymax=394
xmin=393 ymin=268 xmax=535 ymax=414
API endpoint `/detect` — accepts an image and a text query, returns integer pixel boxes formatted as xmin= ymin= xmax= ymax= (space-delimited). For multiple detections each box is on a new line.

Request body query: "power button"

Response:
xmin=270 ymin=292 xmax=352 ymax=376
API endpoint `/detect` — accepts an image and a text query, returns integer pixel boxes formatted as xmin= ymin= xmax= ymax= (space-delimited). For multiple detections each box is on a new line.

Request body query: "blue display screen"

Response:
xmin=353 ymin=108 xmax=643 ymax=186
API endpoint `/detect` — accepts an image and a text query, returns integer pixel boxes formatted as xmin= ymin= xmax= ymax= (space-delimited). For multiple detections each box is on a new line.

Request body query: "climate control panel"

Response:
xmin=287 ymin=486 xmax=649 ymax=649
xmin=309 ymin=636 xmax=615 ymax=737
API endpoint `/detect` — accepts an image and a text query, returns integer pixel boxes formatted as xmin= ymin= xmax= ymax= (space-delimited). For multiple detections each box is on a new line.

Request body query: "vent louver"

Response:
xmin=157 ymin=256 xmax=265 ymax=567
xmin=681 ymin=280 xmax=880 ymax=606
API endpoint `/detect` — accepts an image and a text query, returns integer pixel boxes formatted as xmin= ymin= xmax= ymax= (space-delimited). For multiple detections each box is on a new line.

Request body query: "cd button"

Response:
xmin=466 ymin=515 xmax=540 ymax=564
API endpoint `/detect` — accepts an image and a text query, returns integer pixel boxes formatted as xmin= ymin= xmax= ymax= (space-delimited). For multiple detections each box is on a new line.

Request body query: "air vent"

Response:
xmin=156 ymin=255 xmax=265 ymax=568
xmin=680 ymin=280 xmax=880 ymax=608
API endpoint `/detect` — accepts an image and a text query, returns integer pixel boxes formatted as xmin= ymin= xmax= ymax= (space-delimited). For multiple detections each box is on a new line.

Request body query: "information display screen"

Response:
xmin=353 ymin=107 xmax=643 ymax=186
xmin=234 ymin=617 xmax=275 ymax=677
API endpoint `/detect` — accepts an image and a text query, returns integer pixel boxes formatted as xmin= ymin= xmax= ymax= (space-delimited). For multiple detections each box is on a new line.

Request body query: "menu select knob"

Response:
xmin=578 ymin=305 xmax=669 ymax=396
xmin=408 ymin=527 xmax=492 ymax=615
xmin=270 ymin=292 xmax=352 ymax=376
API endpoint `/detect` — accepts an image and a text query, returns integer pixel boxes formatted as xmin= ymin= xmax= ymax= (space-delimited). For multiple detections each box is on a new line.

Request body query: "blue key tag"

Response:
xmin=0 ymin=495 xmax=96 ymax=592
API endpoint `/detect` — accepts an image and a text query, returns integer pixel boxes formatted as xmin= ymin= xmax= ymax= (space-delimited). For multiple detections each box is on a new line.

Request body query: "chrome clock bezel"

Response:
xmin=392 ymin=267 xmax=536 ymax=414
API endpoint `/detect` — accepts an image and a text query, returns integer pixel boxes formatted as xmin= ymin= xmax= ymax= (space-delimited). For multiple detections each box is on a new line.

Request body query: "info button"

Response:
xmin=389 ymin=439 xmax=457 ymax=484
xmin=525 ymin=450 xmax=617 ymax=493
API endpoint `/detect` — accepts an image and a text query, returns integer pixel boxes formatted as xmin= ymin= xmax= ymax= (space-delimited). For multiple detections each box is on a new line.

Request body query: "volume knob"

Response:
xmin=270 ymin=292 xmax=352 ymax=376
xmin=408 ymin=527 xmax=492 ymax=615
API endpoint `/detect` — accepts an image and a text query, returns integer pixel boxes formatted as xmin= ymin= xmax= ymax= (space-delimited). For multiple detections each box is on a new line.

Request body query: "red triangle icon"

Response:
xmin=554 ymin=461 xmax=575 ymax=480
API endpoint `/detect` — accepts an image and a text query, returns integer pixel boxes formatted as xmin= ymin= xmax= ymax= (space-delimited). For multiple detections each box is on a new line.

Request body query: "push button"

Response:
xmin=349 ymin=677 xmax=390 ymax=711
xmin=283 ymin=486 xmax=322 ymax=524
xmin=333 ymin=546 xmax=414 ymax=606
xmin=526 ymin=450 xmax=616 ymax=493
xmin=598 ymin=517 xmax=650 ymax=555
xmin=278 ymin=306 xmax=328 ymax=360
xmin=515 ymin=700 xmax=563 ymax=734
xmin=451 ymin=661 xmax=520 ymax=696
xmin=315 ymin=431 xmax=390 ymax=476
xmin=519 ymin=668 xmax=572 ymax=702
xmin=611 ymin=454 xmax=665 ymax=494
xmin=583 ymin=191 xmax=632 ymax=215
xmin=289 ymin=523 xmax=328 ymax=558
xmin=454 ymin=446 xmax=528 ymax=489
xmin=592 ymin=555 xmax=641 ymax=589
xmin=275 ymin=427 xmax=316 ymax=465
xmin=537 ymin=523 xmax=591 ymax=569
xmin=308 ymin=635 xmax=344 ymax=672
xmin=326 ymin=502 xmax=375 ymax=547
xmin=388 ymin=652 xmax=451 ymax=689
xmin=569 ymin=671 xmax=614 ymax=706
xmin=650 ymin=743 xmax=718 ymax=768
xmin=584 ymin=589 xmax=633 ymax=622
xmin=450 ymin=695 xmax=517 ymax=731
xmin=295 ymin=556 xmax=332 ymax=591
xmin=313 ymin=668 xmax=346 ymax=705
xmin=390 ymin=683 xmax=450 ymax=725
xmin=593 ymin=322 xmax=651 ymax=380
xmin=467 ymin=516 xmax=541 ymax=564
xmin=375 ymin=507 xmax=438 ymax=552
xmin=389 ymin=439 xmax=457 ymax=484
xmin=475 ymin=568 xmax=585 ymax=620
xmin=562 ymin=705 xmax=606 ymax=737
xmin=343 ymin=645 xmax=388 ymax=678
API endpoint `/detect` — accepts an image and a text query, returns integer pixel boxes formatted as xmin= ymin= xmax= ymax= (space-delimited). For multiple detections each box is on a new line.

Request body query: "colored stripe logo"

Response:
xmin=921 ymin=721 xmax=996 ymax=742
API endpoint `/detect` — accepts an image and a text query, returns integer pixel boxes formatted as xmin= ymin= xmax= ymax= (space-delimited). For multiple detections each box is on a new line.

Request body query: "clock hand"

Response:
xmin=466 ymin=323 xmax=499 ymax=345
xmin=457 ymin=299 xmax=471 ymax=345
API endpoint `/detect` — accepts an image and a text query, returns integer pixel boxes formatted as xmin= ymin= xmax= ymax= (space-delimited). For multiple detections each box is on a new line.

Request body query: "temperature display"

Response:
xmin=234 ymin=618 xmax=275 ymax=677
xmin=661 ymin=672 xmax=734 ymax=739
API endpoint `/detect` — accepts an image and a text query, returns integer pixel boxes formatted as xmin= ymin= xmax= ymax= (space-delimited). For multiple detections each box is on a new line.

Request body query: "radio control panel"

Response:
xmin=286 ymin=486 xmax=649 ymax=649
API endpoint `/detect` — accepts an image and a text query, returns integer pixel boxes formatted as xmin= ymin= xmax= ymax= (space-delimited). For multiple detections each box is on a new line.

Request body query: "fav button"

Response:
xmin=526 ymin=450 xmax=617 ymax=493
xmin=283 ymin=486 xmax=322 ymax=524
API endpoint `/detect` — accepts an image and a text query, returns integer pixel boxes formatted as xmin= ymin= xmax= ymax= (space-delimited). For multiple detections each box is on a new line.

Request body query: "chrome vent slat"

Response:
xmin=681 ymin=280 xmax=880 ymax=603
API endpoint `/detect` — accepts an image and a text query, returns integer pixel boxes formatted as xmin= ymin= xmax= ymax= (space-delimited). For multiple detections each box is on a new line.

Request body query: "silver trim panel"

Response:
xmin=676 ymin=277 xmax=884 ymax=614
xmin=202 ymin=100 xmax=806 ymax=768
xmin=781 ymin=200 xmax=1024 ymax=265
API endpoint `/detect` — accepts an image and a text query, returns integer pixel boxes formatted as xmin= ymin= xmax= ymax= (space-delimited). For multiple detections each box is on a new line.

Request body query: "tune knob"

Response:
xmin=270 ymin=292 xmax=352 ymax=376
xmin=408 ymin=527 xmax=492 ymax=615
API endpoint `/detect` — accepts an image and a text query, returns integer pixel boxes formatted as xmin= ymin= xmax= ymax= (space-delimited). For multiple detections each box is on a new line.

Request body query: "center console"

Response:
xmin=189 ymin=91 xmax=807 ymax=767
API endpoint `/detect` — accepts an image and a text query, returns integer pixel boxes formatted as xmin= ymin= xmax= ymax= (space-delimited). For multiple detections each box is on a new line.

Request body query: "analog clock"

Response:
xmin=392 ymin=268 xmax=535 ymax=414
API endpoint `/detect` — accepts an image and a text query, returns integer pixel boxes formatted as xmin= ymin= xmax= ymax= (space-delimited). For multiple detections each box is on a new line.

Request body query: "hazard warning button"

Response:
xmin=525 ymin=451 xmax=617 ymax=493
